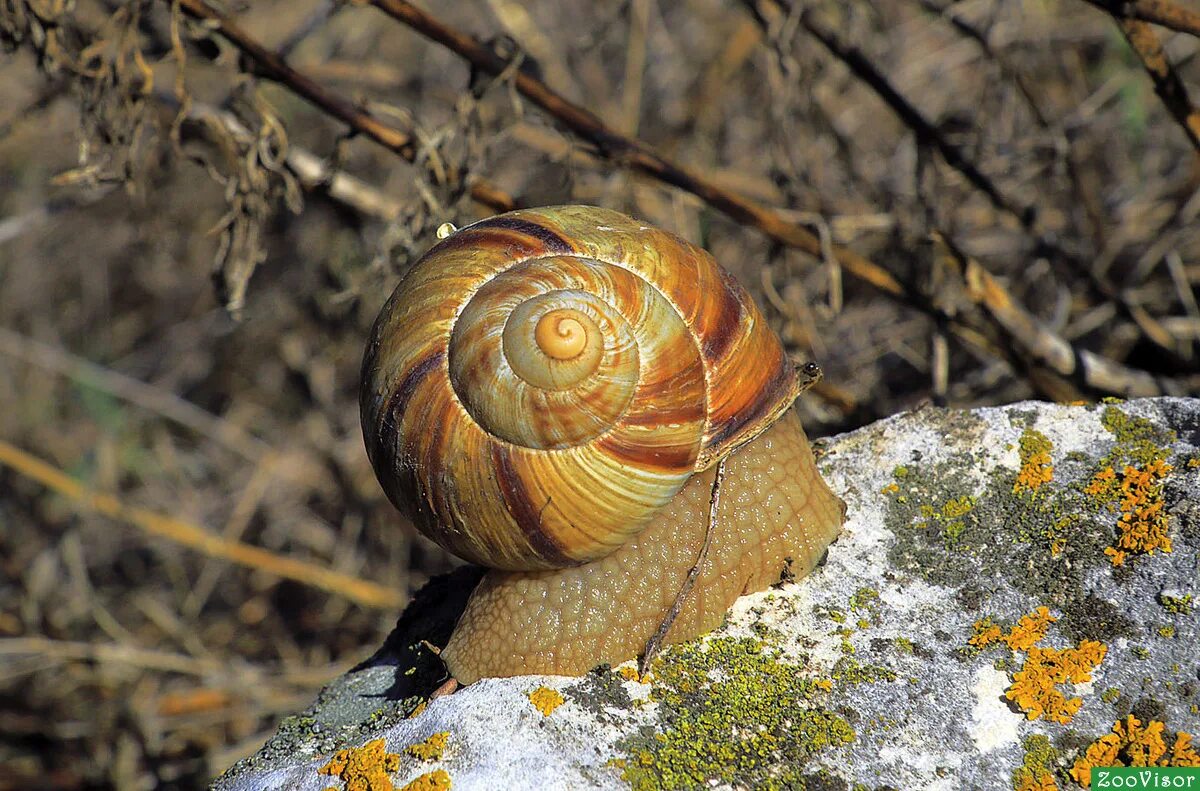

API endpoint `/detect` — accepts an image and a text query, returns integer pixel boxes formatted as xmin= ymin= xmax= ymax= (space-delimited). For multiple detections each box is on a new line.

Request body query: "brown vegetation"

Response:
xmin=0 ymin=0 xmax=1198 ymax=787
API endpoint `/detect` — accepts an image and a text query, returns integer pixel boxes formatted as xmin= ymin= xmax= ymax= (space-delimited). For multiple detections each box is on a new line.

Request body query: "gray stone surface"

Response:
xmin=215 ymin=398 xmax=1200 ymax=791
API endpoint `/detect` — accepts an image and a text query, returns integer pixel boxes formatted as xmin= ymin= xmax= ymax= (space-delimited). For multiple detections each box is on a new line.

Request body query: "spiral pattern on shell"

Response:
xmin=361 ymin=206 xmax=804 ymax=570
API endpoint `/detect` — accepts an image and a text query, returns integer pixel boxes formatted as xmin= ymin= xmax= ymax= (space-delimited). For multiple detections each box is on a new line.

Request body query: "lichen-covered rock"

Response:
xmin=214 ymin=399 xmax=1200 ymax=791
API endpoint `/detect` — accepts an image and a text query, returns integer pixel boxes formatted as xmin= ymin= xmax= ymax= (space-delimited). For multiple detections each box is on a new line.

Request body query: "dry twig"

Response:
xmin=1082 ymin=0 xmax=1200 ymax=39
xmin=752 ymin=0 xmax=1187 ymax=362
xmin=365 ymin=0 xmax=1190 ymax=398
xmin=0 ymin=439 xmax=406 ymax=610
xmin=1111 ymin=14 xmax=1200 ymax=151
xmin=171 ymin=0 xmax=516 ymax=212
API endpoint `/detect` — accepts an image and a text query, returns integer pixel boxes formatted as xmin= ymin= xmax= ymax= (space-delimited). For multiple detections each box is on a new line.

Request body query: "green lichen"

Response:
xmin=831 ymin=657 xmax=897 ymax=685
xmin=1011 ymin=734 xmax=1060 ymax=791
xmin=1102 ymin=688 xmax=1121 ymax=704
xmin=824 ymin=608 xmax=847 ymax=624
xmin=1159 ymin=593 xmax=1193 ymax=616
xmin=881 ymin=404 xmax=1186 ymax=605
xmin=848 ymin=587 xmax=880 ymax=614
xmin=1156 ymin=625 xmax=1176 ymax=639
xmin=615 ymin=637 xmax=854 ymax=791
xmin=1098 ymin=406 xmax=1176 ymax=470
xmin=893 ymin=638 xmax=915 ymax=655
xmin=883 ymin=445 xmax=1106 ymax=603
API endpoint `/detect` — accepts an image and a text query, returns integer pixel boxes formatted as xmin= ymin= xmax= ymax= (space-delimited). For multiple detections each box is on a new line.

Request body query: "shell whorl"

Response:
xmin=361 ymin=206 xmax=803 ymax=570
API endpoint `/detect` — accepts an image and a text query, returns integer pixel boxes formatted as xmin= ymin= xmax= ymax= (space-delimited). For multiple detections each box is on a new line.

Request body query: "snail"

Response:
xmin=360 ymin=205 xmax=845 ymax=684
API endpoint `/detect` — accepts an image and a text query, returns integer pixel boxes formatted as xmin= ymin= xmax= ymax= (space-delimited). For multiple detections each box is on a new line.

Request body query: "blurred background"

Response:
xmin=1 ymin=0 xmax=1198 ymax=787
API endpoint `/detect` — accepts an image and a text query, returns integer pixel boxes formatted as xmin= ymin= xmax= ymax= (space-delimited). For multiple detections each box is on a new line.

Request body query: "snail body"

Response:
xmin=361 ymin=206 xmax=844 ymax=682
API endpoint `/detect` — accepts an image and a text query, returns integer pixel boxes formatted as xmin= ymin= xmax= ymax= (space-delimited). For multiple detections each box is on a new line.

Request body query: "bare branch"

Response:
xmin=1116 ymin=16 xmax=1200 ymax=151
xmin=172 ymin=0 xmax=516 ymax=212
xmin=359 ymin=0 xmax=1194 ymax=399
xmin=751 ymin=0 xmax=1188 ymax=364
xmin=1082 ymin=0 xmax=1200 ymax=39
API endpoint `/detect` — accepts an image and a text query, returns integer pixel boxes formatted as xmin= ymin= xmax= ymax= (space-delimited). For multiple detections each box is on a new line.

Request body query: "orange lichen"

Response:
xmin=1006 ymin=608 xmax=1057 ymax=651
xmin=1070 ymin=716 xmax=1200 ymax=787
xmin=969 ymin=617 xmax=1004 ymax=648
xmin=1013 ymin=767 xmax=1058 ymax=791
xmin=406 ymin=732 xmax=449 ymax=762
xmin=1086 ymin=459 xmax=1173 ymax=566
xmin=880 ymin=482 xmax=900 ymax=495
xmin=969 ymin=608 xmax=1107 ymax=725
xmin=1173 ymin=733 xmax=1200 ymax=765
xmin=969 ymin=607 xmax=1056 ymax=651
xmin=399 ymin=769 xmax=451 ymax=791
xmin=1005 ymin=641 xmax=1107 ymax=724
xmin=1014 ymin=429 xmax=1054 ymax=495
xmin=528 ymin=686 xmax=565 ymax=716
xmin=407 ymin=701 xmax=427 ymax=719
xmin=318 ymin=738 xmax=402 ymax=791
xmin=617 ymin=665 xmax=653 ymax=683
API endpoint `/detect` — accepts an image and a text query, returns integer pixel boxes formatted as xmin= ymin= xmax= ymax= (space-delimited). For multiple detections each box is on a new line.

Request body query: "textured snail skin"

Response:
xmin=440 ymin=409 xmax=845 ymax=684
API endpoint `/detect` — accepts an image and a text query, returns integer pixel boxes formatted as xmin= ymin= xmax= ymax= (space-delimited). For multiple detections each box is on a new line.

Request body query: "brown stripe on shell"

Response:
xmin=594 ymin=429 xmax=700 ymax=473
xmin=468 ymin=216 xmax=574 ymax=254
xmin=617 ymin=399 xmax=706 ymax=429
xmin=490 ymin=443 xmax=574 ymax=566
xmin=705 ymin=359 xmax=798 ymax=450
xmin=427 ymin=226 xmax=553 ymax=260
xmin=382 ymin=350 xmax=446 ymax=438
xmin=697 ymin=268 xmax=746 ymax=363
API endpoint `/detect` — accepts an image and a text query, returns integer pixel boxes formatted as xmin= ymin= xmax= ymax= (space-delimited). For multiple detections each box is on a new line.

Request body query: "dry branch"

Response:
xmin=0 ymin=439 xmax=406 ymax=610
xmin=1082 ymin=0 xmax=1200 ymax=39
xmin=1114 ymin=15 xmax=1200 ymax=151
xmin=936 ymin=235 xmax=1198 ymax=398
xmin=172 ymin=0 xmax=515 ymax=212
xmin=752 ymin=0 xmax=1186 ymax=362
xmin=361 ymin=0 xmax=911 ymax=293
xmin=364 ymin=0 xmax=1189 ymax=398
xmin=174 ymin=98 xmax=409 ymax=222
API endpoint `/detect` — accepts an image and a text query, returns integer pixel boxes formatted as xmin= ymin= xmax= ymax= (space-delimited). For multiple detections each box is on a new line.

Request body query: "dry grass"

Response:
xmin=1 ymin=0 xmax=1198 ymax=787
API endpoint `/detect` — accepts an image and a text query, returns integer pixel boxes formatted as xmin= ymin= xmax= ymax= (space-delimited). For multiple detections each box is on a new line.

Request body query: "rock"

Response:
xmin=215 ymin=399 xmax=1200 ymax=791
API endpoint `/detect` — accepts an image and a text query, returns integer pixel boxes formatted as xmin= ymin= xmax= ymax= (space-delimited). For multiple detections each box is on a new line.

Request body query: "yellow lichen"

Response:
xmin=1013 ymin=767 xmax=1058 ymax=791
xmin=528 ymin=686 xmax=564 ymax=716
xmin=406 ymin=732 xmax=449 ymax=762
xmin=1070 ymin=716 xmax=1199 ymax=787
xmin=1173 ymin=732 xmax=1200 ymax=765
xmin=616 ymin=665 xmax=653 ymax=684
xmin=399 ymin=769 xmax=451 ymax=791
xmin=407 ymin=701 xmax=427 ymax=719
xmin=1013 ymin=734 xmax=1061 ymax=791
xmin=1086 ymin=459 xmax=1173 ymax=566
xmin=969 ymin=607 xmax=1056 ymax=651
xmin=969 ymin=607 xmax=1106 ymax=725
xmin=1014 ymin=429 xmax=1054 ymax=495
xmin=318 ymin=738 xmax=402 ymax=791
xmin=1006 ymin=607 xmax=1058 ymax=651
xmin=969 ymin=617 xmax=1004 ymax=648
xmin=1005 ymin=641 xmax=1107 ymax=725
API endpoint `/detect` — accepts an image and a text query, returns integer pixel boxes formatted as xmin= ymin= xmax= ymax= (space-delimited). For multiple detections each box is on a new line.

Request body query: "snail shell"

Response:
xmin=361 ymin=205 xmax=807 ymax=571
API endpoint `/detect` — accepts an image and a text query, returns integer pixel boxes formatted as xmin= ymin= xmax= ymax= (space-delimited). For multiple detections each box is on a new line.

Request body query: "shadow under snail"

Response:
xmin=360 ymin=205 xmax=845 ymax=685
